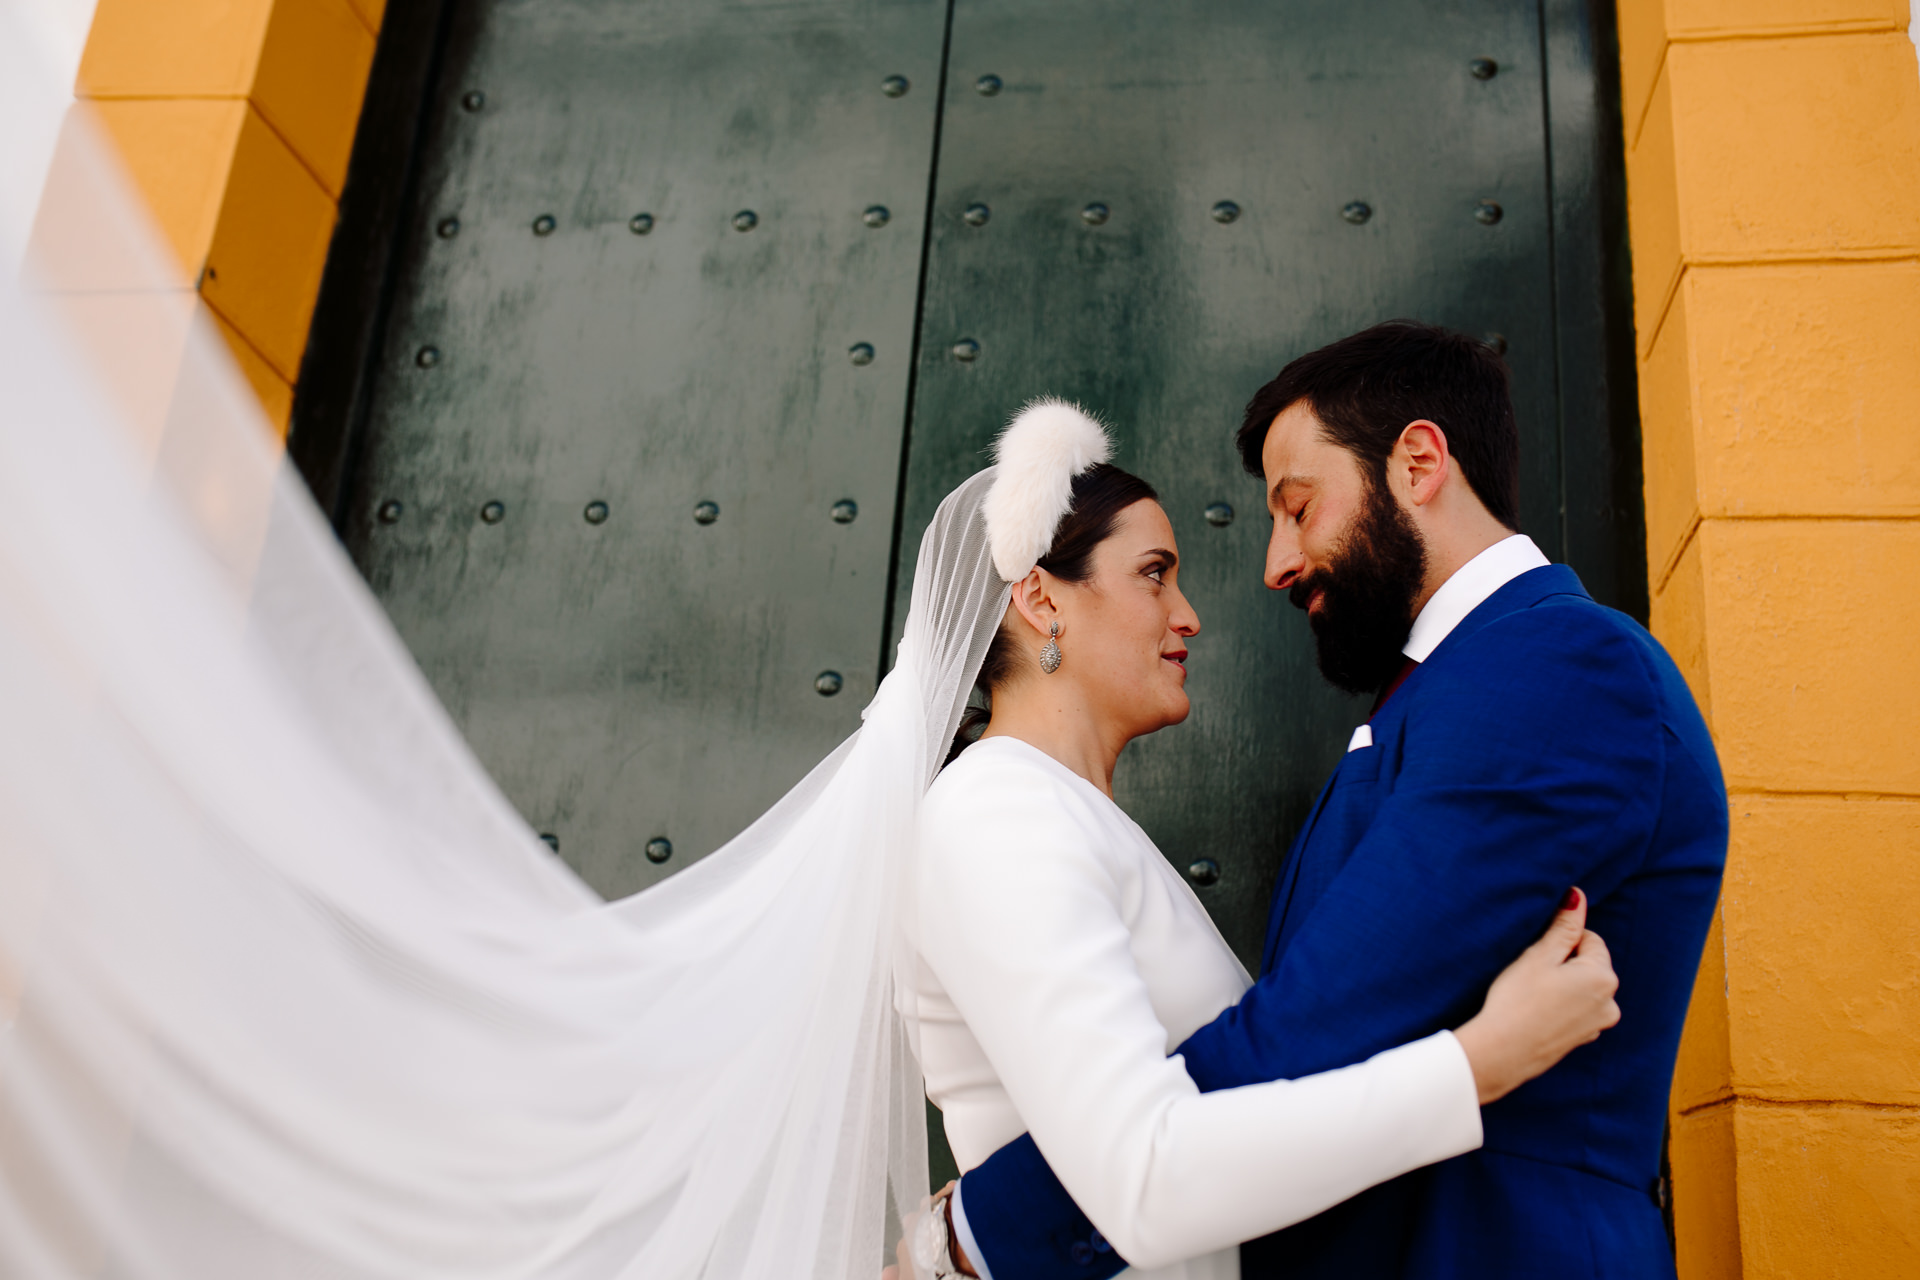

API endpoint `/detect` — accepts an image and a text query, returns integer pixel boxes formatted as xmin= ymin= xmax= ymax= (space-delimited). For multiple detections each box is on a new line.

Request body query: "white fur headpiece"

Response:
xmin=983 ymin=397 xmax=1114 ymax=582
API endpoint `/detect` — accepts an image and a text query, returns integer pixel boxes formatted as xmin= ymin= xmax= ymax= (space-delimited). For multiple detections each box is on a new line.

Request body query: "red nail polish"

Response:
xmin=1563 ymin=888 xmax=1580 ymax=911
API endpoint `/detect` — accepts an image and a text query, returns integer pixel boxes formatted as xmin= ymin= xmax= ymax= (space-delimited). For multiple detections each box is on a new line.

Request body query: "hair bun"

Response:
xmin=983 ymin=398 xmax=1113 ymax=582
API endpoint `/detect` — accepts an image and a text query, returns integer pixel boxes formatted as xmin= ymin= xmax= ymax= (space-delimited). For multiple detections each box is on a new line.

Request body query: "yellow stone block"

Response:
xmin=1616 ymin=1 xmax=1910 ymax=141
xmin=1732 ymin=1101 xmax=1920 ymax=1276
xmin=82 ymin=99 xmax=248 ymax=278
xmin=80 ymin=0 xmax=375 ymax=201
xmin=1671 ymin=1102 xmax=1743 ymax=1280
xmin=1671 ymin=902 xmax=1732 ymax=1113
xmin=1721 ymin=794 xmax=1920 ymax=1104
xmin=206 ymin=304 xmax=294 ymax=437
xmin=1637 ymin=271 xmax=1700 ymax=576
xmin=1696 ymin=518 xmax=1920 ymax=795
xmin=1624 ymin=66 xmax=1682 ymax=355
xmin=1614 ymin=0 xmax=1668 ymax=148
xmin=254 ymin=0 xmax=377 ymax=196
xmin=1649 ymin=526 xmax=1710 ymax=719
xmin=201 ymin=106 xmax=336 ymax=382
xmin=1684 ymin=262 xmax=1920 ymax=519
xmin=1666 ymin=35 xmax=1920 ymax=262
xmin=1629 ymin=34 xmax=1920 ymax=355
xmin=77 ymin=0 xmax=274 ymax=98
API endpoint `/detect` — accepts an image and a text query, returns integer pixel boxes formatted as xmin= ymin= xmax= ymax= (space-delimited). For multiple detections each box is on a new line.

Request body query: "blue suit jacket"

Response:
xmin=956 ymin=565 xmax=1728 ymax=1280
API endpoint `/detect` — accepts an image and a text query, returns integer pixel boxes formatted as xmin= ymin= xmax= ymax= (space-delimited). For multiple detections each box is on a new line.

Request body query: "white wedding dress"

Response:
xmin=910 ymin=737 xmax=1484 ymax=1279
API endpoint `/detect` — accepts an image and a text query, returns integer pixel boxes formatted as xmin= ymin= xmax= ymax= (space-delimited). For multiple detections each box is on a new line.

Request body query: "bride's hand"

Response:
xmin=1453 ymin=888 xmax=1621 ymax=1105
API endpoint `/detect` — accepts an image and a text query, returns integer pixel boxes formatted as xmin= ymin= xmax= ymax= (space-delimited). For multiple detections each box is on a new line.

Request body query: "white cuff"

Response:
xmin=1427 ymin=1029 xmax=1485 ymax=1157
xmin=948 ymin=1178 xmax=996 ymax=1280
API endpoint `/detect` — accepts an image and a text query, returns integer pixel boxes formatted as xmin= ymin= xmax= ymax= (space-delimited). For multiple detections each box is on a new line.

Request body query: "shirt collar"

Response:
xmin=1402 ymin=534 xmax=1550 ymax=662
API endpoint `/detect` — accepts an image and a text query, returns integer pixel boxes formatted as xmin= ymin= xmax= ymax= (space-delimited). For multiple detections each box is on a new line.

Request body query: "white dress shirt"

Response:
xmin=913 ymin=736 xmax=1484 ymax=1279
xmin=1403 ymin=534 xmax=1550 ymax=661
xmin=1348 ymin=534 xmax=1549 ymax=753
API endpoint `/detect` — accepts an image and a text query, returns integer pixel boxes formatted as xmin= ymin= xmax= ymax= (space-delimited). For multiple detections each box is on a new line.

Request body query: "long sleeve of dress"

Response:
xmin=915 ymin=757 xmax=1482 ymax=1272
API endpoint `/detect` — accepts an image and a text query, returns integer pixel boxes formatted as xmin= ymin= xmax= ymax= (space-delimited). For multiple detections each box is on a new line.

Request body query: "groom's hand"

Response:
xmin=1453 ymin=887 xmax=1621 ymax=1104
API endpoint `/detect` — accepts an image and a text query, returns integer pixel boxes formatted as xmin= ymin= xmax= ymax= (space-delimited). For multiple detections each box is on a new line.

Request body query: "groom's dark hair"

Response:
xmin=1236 ymin=320 xmax=1521 ymax=531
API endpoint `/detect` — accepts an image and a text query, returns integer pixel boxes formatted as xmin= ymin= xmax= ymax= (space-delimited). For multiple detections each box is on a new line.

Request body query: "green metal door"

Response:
xmin=295 ymin=0 xmax=1637 ymax=987
xmin=300 ymin=0 xmax=949 ymax=894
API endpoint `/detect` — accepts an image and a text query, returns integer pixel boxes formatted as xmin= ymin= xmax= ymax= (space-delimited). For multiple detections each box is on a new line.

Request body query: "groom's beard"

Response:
xmin=1288 ymin=481 xmax=1429 ymax=696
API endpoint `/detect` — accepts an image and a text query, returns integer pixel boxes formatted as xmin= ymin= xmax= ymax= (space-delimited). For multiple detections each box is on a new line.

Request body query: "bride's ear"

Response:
xmin=1008 ymin=568 xmax=1060 ymax=638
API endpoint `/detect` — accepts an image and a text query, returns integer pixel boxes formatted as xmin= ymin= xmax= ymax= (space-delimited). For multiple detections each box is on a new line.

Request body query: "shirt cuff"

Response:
xmin=948 ymin=1178 xmax=996 ymax=1280
xmin=1429 ymin=1029 xmax=1486 ymax=1157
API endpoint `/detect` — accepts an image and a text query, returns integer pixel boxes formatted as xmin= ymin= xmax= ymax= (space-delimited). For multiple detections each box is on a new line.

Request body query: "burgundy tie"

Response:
xmin=1369 ymin=655 xmax=1420 ymax=721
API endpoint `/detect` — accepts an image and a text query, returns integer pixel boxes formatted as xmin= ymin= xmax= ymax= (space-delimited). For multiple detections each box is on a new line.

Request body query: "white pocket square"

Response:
xmin=1347 ymin=723 xmax=1373 ymax=752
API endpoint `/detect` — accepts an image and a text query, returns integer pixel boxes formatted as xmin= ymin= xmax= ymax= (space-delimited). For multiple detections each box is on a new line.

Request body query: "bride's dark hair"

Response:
xmin=944 ymin=462 xmax=1160 ymax=768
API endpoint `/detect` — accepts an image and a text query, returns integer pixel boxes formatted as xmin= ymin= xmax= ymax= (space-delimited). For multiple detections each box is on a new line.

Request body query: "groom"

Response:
xmin=941 ymin=322 xmax=1728 ymax=1279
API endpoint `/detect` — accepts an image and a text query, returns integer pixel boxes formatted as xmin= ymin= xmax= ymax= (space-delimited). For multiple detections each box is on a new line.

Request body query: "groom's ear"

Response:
xmin=1394 ymin=419 xmax=1451 ymax=508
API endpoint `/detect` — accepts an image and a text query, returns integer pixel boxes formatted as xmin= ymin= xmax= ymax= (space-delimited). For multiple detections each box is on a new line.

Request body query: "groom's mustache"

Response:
xmin=1286 ymin=571 xmax=1327 ymax=615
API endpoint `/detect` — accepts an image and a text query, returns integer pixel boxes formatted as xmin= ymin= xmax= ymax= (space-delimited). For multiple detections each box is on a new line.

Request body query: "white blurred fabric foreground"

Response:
xmin=0 ymin=11 xmax=1012 ymax=1275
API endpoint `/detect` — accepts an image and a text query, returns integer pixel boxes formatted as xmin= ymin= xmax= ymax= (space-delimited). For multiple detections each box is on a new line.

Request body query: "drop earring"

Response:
xmin=1039 ymin=622 xmax=1063 ymax=675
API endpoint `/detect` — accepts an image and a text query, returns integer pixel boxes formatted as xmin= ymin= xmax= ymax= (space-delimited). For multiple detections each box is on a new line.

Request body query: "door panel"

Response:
xmin=300 ymin=0 xmax=1636 ymax=973
xmin=895 ymin=0 xmax=1563 ymax=967
xmin=337 ymin=0 xmax=948 ymax=895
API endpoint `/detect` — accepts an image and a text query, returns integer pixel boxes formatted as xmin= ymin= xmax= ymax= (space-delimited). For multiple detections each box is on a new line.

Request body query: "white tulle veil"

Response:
xmin=0 ymin=12 xmax=1017 ymax=1276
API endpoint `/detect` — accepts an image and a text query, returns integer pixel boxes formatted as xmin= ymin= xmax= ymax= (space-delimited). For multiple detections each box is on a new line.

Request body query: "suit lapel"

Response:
xmin=1258 ymin=564 xmax=1594 ymax=974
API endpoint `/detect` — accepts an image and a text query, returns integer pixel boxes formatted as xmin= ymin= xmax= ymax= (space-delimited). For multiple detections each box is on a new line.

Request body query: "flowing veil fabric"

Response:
xmin=0 ymin=20 xmax=1012 ymax=1277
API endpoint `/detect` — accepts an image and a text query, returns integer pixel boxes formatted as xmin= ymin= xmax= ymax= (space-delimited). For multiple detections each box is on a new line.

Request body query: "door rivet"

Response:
xmin=814 ymin=671 xmax=844 ymax=696
xmin=1204 ymin=502 xmax=1234 ymax=527
xmin=1482 ymin=333 xmax=1508 ymax=355
xmin=732 ymin=210 xmax=759 ymax=232
xmin=436 ymin=216 xmax=460 ymax=238
xmin=1470 ymin=57 xmax=1499 ymax=80
xmin=1475 ymin=200 xmax=1503 ymax=225
xmin=1211 ymin=200 xmax=1241 ymax=224
xmin=1187 ymin=858 xmax=1221 ymax=886
xmin=377 ymin=499 xmax=403 ymax=523
xmin=480 ymin=501 xmax=505 ymax=524
xmin=629 ymin=213 xmax=654 ymax=235
xmin=881 ymin=75 xmax=910 ymax=98
xmin=962 ymin=203 xmax=991 ymax=227
xmin=532 ymin=214 xmax=556 ymax=236
xmin=863 ymin=205 xmax=891 ymax=228
xmin=584 ymin=500 xmax=609 ymax=524
xmin=1342 ymin=201 xmax=1372 ymax=224
xmin=645 ymin=837 xmax=673 ymax=863
xmin=693 ymin=500 xmax=720 ymax=524
xmin=415 ymin=346 xmax=440 ymax=367
xmin=975 ymin=74 xmax=1002 ymax=96
xmin=951 ymin=339 xmax=980 ymax=362
xmin=1081 ymin=202 xmax=1110 ymax=226
xmin=540 ymin=833 xmax=559 ymax=852
xmin=461 ymin=90 xmax=485 ymax=112
xmin=849 ymin=342 xmax=875 ymax=366
xmin=831 ymin=499 xmax=858 ymax=524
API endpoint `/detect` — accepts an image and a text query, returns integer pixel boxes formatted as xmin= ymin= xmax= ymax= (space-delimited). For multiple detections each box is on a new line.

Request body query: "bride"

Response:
xmin=0 ymin=53 xmax=1612 ymax=1280
xmin=904 ymin=405 xmax=1616 ymax=1280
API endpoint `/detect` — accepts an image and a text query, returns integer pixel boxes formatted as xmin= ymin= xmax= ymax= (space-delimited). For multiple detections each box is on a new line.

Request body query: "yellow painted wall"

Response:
xmin=53 ymin=0 xmax=382 ymax=435
xmin=1618 ymin=1 xmax=1920 ymax=1274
